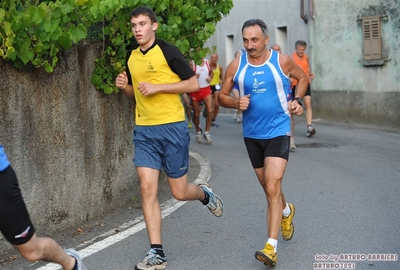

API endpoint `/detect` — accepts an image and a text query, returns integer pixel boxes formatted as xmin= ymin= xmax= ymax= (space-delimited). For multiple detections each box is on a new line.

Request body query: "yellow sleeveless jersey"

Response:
xmin=210 ymin=64 xmax=221 ymax=86
xmin=126 ymin=39 xmax=195 ymax=126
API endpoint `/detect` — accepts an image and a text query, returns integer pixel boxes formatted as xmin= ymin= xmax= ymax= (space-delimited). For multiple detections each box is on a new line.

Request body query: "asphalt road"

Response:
xmin=8 ymin=113 xmax=400 ymax=270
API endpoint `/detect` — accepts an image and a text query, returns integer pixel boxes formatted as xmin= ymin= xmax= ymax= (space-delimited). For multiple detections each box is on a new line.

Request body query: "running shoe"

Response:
xmin=254 ymin=243 xmax=277 ymax=266
xmin=307 ymin=126 xmax=316 ymax=137
xmin=65 ymin=249 xmax=87 ymax=270
xmin=203 ymin=107 xmax=207 ymax=118
xmin=232 ymin=110 xmax=237 ymax=120
xmin=196 ymin=132 xmax=202 ymax=143
xmin=198 ymin=183 xmax=223 ymax=217
xmin=187 ymin=121 xmax=192 ymax=129
xmin=204 ymin=133 xmax=212 ymax=144
xmin=290 ymin=138 xmax=296 ymax=149
xmin=135 ymin=249 xmax=167 ymax=270
xmin=211 ymin=121 xmax=219 ymax=127
xmin=281 ymin=203 xmax=295 ymax=241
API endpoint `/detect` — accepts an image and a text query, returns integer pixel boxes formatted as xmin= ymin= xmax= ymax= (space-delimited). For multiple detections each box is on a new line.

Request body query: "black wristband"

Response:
xmin=293 ymin=97 xmax=303 ymax=106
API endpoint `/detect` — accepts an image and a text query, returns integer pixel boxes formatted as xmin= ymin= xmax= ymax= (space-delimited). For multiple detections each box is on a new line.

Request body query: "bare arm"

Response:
xmin=307 ymin=55 xmax=314 ymax=80
xmin=116 ymin=71 xmax=199 ymax=97
xmin=280 ymin=54 xmax=307 ymax=98
xmin=115 ymin=72 xmax=134 ymax=97
xmin=207 ymin=69 xmax=213 ymax=83
xmin=189 ymin=61 xmax=199 ymax=78
xmin=280 ymin=54 xmax=307 ymax=115
xmin=137 ymin=75 xmax=199 ymax=96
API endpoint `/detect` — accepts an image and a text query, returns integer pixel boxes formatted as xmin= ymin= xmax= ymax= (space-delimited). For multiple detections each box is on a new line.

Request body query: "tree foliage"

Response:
xmin=0 ymin=0 xmax=233 ymax=93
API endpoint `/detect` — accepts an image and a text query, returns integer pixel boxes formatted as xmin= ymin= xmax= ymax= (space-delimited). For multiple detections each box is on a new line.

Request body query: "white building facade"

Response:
xmin=205 ymin=0 xmax=400 ymax=128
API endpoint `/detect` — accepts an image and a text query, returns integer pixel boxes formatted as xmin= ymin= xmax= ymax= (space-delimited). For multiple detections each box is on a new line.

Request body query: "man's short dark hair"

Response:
xmin=242 ymin=19 xmax=269 ymax=37
xmin=295 ymin=40 xmax=307 ymax=48
xmin=130 ymin=6 xmax=158 ymax=23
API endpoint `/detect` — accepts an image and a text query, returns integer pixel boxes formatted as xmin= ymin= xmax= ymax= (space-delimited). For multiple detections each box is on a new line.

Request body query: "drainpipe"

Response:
xmin=309 ymin=0 xmax=315 ymax=19
xmin=301 ymin=0 xmax=308 ymax=24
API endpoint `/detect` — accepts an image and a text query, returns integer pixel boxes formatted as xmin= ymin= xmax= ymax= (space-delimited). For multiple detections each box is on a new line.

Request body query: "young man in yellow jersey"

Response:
xmin=115 ymin=6 xmax=223 ymax=270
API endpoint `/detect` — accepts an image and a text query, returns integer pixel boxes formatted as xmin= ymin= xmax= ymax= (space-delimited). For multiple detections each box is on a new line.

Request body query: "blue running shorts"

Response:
xmin=133 ymin=121 xmax=190 ymax=178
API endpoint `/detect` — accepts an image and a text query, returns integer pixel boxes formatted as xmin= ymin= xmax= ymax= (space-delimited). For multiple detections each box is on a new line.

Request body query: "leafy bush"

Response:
xmin=0 ymin=0 xmax=233 ymax=94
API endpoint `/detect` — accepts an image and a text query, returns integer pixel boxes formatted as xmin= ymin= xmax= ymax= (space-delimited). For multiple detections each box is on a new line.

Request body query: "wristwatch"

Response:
xmin=293 ymin=97 xmax=303 ymax=106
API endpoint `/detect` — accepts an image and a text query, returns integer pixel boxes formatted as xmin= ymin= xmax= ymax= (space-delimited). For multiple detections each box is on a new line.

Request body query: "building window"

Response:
xmin=362 ymin=16 xmax=382 ymax=60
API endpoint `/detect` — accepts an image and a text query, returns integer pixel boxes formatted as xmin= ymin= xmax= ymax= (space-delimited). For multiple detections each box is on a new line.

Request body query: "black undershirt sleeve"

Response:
xmin=157 ymin=39 xmax=195 ymax=80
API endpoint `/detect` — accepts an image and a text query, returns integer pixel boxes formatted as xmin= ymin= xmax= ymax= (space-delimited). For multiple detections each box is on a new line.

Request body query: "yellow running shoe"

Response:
xmin=281 ymin=203 xmax=295 ymax=241
xmin=255 ymin=243 xmax=277 ymax=266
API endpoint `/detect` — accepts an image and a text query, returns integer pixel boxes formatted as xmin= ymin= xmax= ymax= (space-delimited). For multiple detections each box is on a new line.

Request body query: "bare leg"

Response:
xmin=212 ymin=92 xmax=220 ymax=121
xmin=289 ymin=102 xmax=296 ymax=148
xmin=291 ymin=116 xmax=295 ymax=138
xmin=168 ymin=175 xmax=205 ymax=201
xmin=232 ymin=89 xmax=242 ymax=121
xmin=15 ymin=234 xmax=76 ymax=270
xmin=203 ymin=95 xmax=213 ymax=132
xmin=183 ymin=94 xmax=192 ymax=123
xmin=138 ymin=166 xmax=207 ymax=245
xmin=137 ymin=167 xmax=162 ymax=245
xmin=254 ymin=157 xmax=288 ymax=240
xmin=303 ymin=95 xmax=313 ymax=126
xmin=191 ymin=100 xmax=201 ymax=132
xmin=288 ymin=100 xmax=295 ymax=138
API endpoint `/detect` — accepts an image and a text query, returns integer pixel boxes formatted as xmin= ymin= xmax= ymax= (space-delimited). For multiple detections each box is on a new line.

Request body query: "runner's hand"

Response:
xmin=239 ymin=94 xmax=250 ymax=110
xmin=138 ymin=82 xmax=158 ymax=95
xmin=116 ymin=72 xmax=128 ymax=90
xmin=291 ymin=102 xmax=303 ymax=116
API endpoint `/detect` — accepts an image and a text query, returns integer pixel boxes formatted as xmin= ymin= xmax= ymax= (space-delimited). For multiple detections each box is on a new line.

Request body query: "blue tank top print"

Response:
xmin=233 ymin=50 xmax=291 ymax=139
xmin=0 ymin=144 xmax=10 ymax=172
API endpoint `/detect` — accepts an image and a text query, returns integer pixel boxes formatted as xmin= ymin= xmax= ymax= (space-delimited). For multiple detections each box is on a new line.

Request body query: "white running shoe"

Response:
xmin=135 ymin=249 xmax=167 ymax=270
xmin=204 ymin=133 xmax=212 ymax=144
xmin=233 ymin=110 xmax=237 ymax=120
xmin=198 ymin=183 xmax=223 ymax=217
xmin=65 ymin=249 xmax=87 ymax=270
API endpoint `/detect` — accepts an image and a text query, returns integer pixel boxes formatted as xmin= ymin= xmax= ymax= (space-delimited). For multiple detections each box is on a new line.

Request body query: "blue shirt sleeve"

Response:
xmin=0 ymin=144 xmax=10 ymax=172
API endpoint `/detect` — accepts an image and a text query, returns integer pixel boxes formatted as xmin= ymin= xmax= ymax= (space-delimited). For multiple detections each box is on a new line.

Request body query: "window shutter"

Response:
xmin=363 ymin=17 xmax=382 ymax=60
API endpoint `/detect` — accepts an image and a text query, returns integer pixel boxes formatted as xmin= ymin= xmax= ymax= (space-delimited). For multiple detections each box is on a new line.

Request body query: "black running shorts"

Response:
xmin=210 ymin=84 xmax=220 ymax=95
xmin=244 ymin=136 xmax=290 ymax=168
xmin=292 ymin=83 xmax=311 ymax=97
xmin=0 ymin=166 xmax=35 ymax=245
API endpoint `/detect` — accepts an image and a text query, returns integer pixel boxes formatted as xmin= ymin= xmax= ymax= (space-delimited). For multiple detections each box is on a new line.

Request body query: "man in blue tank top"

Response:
xmin=218 ymin=19 xmax=308 ymax=267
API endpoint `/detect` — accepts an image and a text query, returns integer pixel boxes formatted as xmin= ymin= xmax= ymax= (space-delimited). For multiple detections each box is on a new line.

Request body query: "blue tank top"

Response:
xmin=233 ymin=49 xmax=291 ymax=139
xmin=0 ymin=144 xmax=10 ymax=172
